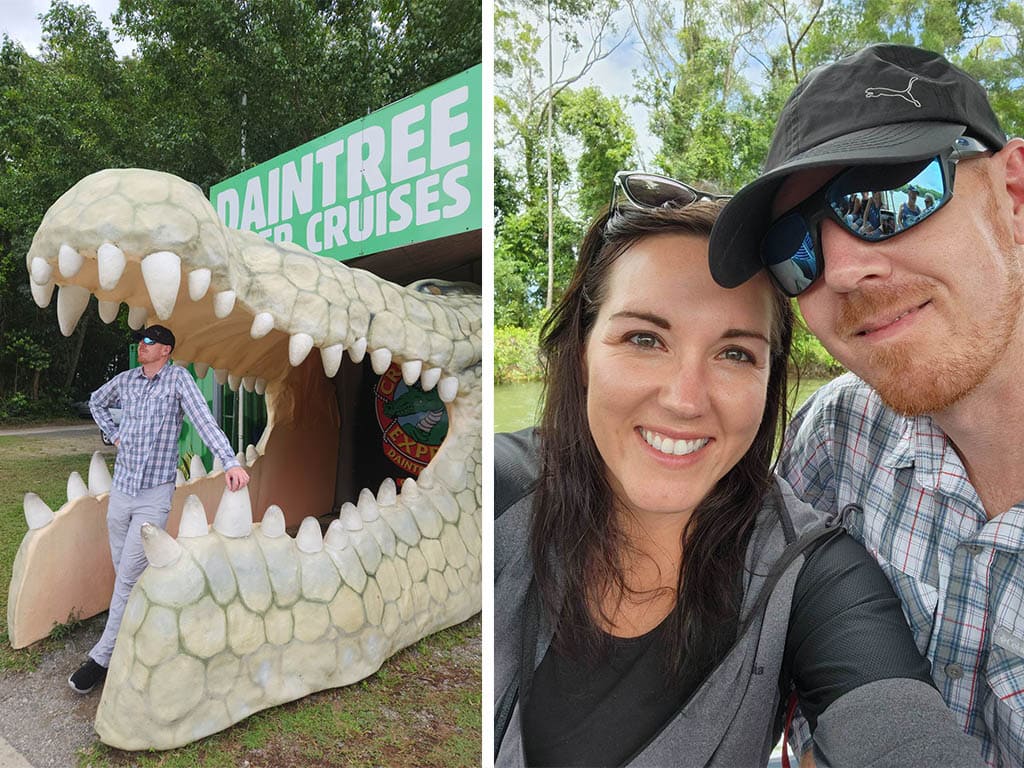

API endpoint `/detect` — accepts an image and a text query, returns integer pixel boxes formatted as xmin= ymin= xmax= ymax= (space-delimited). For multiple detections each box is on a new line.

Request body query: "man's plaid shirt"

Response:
xmin=779 ymin=373 xmax=1023 ymax=767
xmin=90 ymin=363 xmax=239 ymax=497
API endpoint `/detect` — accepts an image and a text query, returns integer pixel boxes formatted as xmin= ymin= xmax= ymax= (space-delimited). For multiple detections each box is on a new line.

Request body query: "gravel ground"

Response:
xmin=0 ymin=615 xmax=106 ymax=768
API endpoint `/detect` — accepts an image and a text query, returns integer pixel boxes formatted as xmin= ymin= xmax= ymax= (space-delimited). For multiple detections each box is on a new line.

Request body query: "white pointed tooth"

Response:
xmin=213 ymin=290 xmax=235 ymax=318
xmin=348 ymin=337 xmax=367 ymax=363
xmin=242 ymin=375 xmax=256 ymax=393
xmin=97 ymin=243 xmax=126 ymax=291
xmin=235 ymin=451 xmax=246 ymax=467
xmin=420 ymin=367 xmax=442 ymax=391
xmin=30 ymin=256 xmax=52 ymax=285
xmin=297 ymin=517 xmax=324 ymax=553
xmin=324 ymin=519 xmax=349 ymax=549
xmin=260 ymin=505 xmax=286 ymax=538
xmin=212 ymin=456 xmax=224 ymax=473
xmin=214 ymin=368 xmax=228 ymax=385
xmin=175 ymin=469 xmax=186 ymax=487
xmin=58 ymin=243 xmax=83 ymax=278
xmin=187 ymin=267 xmax=211 ymax=301
xmin=377 ymin=477 xmax=397 ymax=506
xmin=24 ymin=493 xmax=55 ymax=530
xmin=141 ymin=251 xmax=181 ymax=320
xmin=357 ymin=488 xmax=380 ymax=521
xmin=401 ymin=477 xmax=420 ymax=500
xmin=127 ymin=305 xmax=147 ymax=330
xmin=339 ymin=502 xmax=363 ymax=531
xmin=189 ymin=455 xmax=207 ymax=479
xmin=67 ymin=471 xmax=88 ymax=501
xmin=289 ymin=333 xmax=314 ymax=367
xmin=88 ymin=452 xmax=112 ymax=495
xmin=193 ymin=362 xmax=210 ymax=379
xmin=141 ymin=523 xmax=181 ymax=567
xmin=250 ymin=312 xmax=274 ymax=339
xmin=213 ymin=487 xmax=253 ymax=537
xmin=320 ymin=344 xmax=344 ymax=377
xmin=370 ymin=347 xmax=392 ymax=375
xmin=30 ymin=280 xmax=54 ymax=308
xmin=227 ymin=373 xmax=240 ymax=392
xmin=177 ymin=495 xmax=210 ymax=538
xmin=401 ymin=359 xmax=423 ymax=386
xmin=416 ymin=465 xmax=435 ymax=489
xmin=245 ymin=444 xmax=259 ymax=465
xmin=254 ymin=378 xmax=267 ymax=395
xmin=57 ymin=285 xmax=90 ymax=337
xmin=438 ymin=376 xmax=459 ymax=403
xmin=97 ymin=300 xmax=120 ymax=324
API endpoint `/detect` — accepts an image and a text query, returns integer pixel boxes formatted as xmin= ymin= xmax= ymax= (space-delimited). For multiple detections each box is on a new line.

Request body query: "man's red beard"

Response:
xmin=833 ymin=278 xmax=1021 ymax=416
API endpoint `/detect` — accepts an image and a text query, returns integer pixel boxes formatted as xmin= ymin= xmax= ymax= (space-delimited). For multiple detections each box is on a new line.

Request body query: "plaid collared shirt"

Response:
xmin=89 ymin=363 xmax=239 ymax=496
xmin=779 ymin=372 xmax=1023 ymax=767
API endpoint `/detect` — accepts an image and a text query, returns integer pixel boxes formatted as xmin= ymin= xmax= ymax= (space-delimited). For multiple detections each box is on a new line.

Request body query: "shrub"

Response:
xmin=495 ymin=326 xmax=543 ymax=384
xmin=790 ymin=317 xmax=845 ymax=378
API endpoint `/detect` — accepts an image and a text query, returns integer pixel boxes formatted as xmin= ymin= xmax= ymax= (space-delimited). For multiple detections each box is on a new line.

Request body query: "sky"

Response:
xmin=558 ymin=9 xmax=658 ymax=165
xmin=1 ymin=0 xmax=133 ymax=57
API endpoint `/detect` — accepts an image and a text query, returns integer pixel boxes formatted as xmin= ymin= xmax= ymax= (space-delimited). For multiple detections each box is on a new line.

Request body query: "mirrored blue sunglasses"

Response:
xmin=140 ymin=337 xmax=158 ymax=345
xmin=761 ymin=136 xmax=991 ymax=297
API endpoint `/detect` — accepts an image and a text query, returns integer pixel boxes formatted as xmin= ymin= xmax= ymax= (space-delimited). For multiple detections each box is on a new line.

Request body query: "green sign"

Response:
xmin=211 ymin=65 xmax=481 ymax=261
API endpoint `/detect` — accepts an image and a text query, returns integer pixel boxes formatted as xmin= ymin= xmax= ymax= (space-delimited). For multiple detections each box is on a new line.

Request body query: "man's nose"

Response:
xmin=819 ymin=219 xmax=894 ymax=293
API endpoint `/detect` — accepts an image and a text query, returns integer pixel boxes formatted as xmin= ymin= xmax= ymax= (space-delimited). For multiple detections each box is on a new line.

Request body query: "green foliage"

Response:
xmin=495 ymin=325 xmax=543 ymax=384
xmin=790 ymin=310 xmax=846 ymax=378
xmin=494 ymin=204 xmax=582 ymax=326
xmin=558 ymin=86 xmax=636 ymax=219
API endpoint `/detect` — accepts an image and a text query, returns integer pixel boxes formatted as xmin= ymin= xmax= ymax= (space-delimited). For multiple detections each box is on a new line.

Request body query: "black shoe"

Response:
xmin=68 ymin=658 xmax=106 ymax=694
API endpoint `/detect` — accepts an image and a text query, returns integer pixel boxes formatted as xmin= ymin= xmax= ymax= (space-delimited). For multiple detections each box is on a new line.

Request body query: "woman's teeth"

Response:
xmin=642 ymin=429 xmax=709 ymax=456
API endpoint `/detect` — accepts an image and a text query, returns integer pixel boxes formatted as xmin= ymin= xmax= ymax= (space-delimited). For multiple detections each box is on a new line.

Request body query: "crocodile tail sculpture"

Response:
xmin=8 ymin=168 xmax=481 ymax=749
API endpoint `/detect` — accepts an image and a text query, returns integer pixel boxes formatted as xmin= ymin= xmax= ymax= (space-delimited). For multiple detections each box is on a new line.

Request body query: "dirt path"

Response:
xmin=0 ymin=617 xmax=106 ymax=768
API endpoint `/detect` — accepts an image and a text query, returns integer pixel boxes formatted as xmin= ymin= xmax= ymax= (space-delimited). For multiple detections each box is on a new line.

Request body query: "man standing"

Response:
xmin=708 ymin=44 xmax=1024 ymax=766
xmin=68 ymin=324 xmax=249 ymax=694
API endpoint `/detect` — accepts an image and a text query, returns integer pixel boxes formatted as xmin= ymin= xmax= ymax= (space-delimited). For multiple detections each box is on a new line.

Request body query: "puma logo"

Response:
xmin=864 ymin=76 xmax=921 ymax=108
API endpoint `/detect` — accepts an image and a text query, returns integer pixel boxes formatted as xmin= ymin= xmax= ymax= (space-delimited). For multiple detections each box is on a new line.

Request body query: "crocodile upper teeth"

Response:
xmin=642 ymin=429 xmax=709 ymax=456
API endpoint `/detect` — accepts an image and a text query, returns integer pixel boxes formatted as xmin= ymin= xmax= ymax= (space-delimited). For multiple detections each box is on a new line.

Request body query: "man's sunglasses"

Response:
xmin=610 ymin=171 xmax=731 ymax=215
xmin=140 ymin=337 xmax=158 ymax=345
xmin=762 ymin=135 xmax=991 ymax=297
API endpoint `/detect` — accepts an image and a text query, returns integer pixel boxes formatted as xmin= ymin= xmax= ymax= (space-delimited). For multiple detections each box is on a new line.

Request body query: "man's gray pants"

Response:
xmin=89 ymin=482 xmax=174 ymax=667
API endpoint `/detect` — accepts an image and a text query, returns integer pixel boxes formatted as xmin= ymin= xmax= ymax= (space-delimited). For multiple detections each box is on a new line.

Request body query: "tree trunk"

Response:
xmin=63 ymin=309 xmax=91 ymax=392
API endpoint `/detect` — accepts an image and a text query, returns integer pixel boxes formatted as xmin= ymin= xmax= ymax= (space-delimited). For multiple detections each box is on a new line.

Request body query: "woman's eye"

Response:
xmin=627 ymin=332 xmax=661 ymax=348
xmin=721 ymin=347 xmax=753 ymax=363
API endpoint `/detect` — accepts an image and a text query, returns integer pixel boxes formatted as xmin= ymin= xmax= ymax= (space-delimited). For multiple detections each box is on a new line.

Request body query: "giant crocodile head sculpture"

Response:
xmin=8 ymin=168 xmax=482 ymax=750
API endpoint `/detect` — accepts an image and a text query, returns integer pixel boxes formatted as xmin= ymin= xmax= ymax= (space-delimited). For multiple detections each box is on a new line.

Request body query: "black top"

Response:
xmin=522 ymin=534 xmax=933 ymax=767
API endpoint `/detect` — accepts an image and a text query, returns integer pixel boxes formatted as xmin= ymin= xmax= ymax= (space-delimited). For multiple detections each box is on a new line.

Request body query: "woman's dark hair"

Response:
xmin=530 ymin=200 xmax=794 ymax=682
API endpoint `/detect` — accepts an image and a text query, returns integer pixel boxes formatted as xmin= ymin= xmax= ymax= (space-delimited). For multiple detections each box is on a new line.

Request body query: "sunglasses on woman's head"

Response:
xmin=761 ymin=135 xmax=991 ymax=297
xmin=610 ymin=171 xmax=731 ymax=215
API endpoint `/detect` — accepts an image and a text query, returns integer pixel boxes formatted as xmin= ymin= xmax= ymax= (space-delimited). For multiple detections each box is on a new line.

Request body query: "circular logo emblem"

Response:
xmin=374 ymin=362 xmax=448 ymax=476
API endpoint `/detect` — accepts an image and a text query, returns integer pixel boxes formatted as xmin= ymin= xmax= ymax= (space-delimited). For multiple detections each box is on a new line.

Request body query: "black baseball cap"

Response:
xmin=133 ymin=324 xmax=176 ymax=349
xmin=709 ymin=43 xmax=1007 ymax=288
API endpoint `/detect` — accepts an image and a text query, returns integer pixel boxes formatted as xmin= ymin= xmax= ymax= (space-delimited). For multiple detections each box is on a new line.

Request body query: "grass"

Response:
xmin=0 ymin=436 xmax=108 ymax=670
xmin=0 ymin=433 xmax=481 ymax=767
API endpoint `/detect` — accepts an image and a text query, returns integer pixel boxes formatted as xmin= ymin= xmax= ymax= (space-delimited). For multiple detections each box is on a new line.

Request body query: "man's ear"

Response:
xmin=997 ymin=138 xmax=1024 ymax=244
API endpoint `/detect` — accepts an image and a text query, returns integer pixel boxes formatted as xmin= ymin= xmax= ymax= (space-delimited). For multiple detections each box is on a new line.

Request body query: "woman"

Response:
xmin=494 ymin=173 xmax=983 ymax=768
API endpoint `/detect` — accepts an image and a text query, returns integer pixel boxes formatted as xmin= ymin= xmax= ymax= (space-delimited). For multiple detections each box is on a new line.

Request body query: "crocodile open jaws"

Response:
xmin=8 ymin=167 xmax=481 ymax=749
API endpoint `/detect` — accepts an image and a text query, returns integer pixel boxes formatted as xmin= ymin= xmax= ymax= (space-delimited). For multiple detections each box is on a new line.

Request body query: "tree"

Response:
xmin=558 ymin=86 xmax=636 ymax=220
